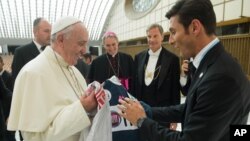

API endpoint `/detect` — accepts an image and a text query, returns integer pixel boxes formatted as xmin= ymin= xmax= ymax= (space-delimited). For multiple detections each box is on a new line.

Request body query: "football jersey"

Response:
xmin=103 ymin=76 xmax=141 ymax=141
xmin=79 ymin=81 xmax=112 ymax=141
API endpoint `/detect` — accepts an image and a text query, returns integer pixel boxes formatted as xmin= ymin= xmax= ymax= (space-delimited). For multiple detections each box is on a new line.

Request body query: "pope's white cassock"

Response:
xmin=8 ymin=46 xmax=91 ymax=141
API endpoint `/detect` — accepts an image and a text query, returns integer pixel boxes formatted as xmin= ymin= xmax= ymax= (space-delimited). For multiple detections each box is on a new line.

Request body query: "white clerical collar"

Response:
xmin=107 ymin=52 xmax=118 ymax=58
xmin=193 ymin=38 xmax=219 ymax=69
xmin=33 ymin=40 xmax=43 ymax=52
xmin=46 ymin=46 xmax=69 ymax=67
xmin=148 ymin=47 xmax=162 ymax=57
xmin=54 ymin=51 xmax=69 ymax=68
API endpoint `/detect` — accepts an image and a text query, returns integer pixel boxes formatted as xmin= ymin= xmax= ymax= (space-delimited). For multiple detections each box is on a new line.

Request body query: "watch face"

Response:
xmin=132 ymin=0 xmax=157 ymax=12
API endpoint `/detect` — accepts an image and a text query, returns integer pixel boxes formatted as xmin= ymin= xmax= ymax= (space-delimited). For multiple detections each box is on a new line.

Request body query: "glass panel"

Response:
xmin=0 ymin=0 xmax=115 ymax=41
xmin=132 ymin=0 xmax=157 ymax=12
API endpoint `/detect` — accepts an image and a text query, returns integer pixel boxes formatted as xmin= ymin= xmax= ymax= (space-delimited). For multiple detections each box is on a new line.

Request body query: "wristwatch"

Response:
xmin=136 ymin=117 xmax=146 ymax=128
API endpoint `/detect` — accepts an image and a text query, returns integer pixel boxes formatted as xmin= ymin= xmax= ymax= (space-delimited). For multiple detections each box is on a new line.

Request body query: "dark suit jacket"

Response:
xmin=139 ymin=42 xmax=250 ymax=141
xmin=88 ymin=52 xmax=135 ymax=94
xmin=11 ymin=41 xmax=40 ymax=81
xmin=1 ymin=70 xmax=13 ymax=91
xmin=180 ymin=75 xmax=191 ymax=96
xmin=134 ymin=47 xmax=180 ymax=107
xmin=0 ymin=76 xmax=12 ymax=141
xmin=75 ymin=59 xmax=90 ymax=79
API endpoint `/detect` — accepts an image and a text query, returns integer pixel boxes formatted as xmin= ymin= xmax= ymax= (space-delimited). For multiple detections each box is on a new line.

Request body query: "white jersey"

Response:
xmin=79 ymin=81 xmax=112 ymax=141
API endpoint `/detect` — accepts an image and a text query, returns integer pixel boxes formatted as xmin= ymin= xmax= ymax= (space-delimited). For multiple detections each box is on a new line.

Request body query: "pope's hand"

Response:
xmin=80 ymin=92 xmax=97 ymax=112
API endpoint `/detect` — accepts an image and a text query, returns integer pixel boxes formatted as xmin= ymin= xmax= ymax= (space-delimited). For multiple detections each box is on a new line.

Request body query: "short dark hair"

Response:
xmin=146 ymin=24 xmax=164 ymax=35
xmin=166 ymin=0 xmax=216 ymax=35
xmin=83 ymin=53 xmax=92 ymax=61
xmin=33 ymin=17 xmax=43 ymax=28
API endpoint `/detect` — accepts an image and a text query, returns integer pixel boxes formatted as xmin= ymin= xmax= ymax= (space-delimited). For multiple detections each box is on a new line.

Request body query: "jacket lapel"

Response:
xmin=138 ymin=51 xmax=148 ymax=85
xmin=187 ymin=42 xmax=224 ymax=98
xmin=157 ymin=48 xmax=171 ymax=88
xmin=183 ymin=42 xmax=224 ymax=125
xmin=29 ymin=41 xmax=40 ymax=57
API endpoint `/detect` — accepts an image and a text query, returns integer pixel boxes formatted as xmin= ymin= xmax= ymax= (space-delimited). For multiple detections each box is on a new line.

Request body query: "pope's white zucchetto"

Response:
xmin=51 ymin=16 xmax=81 ymax=35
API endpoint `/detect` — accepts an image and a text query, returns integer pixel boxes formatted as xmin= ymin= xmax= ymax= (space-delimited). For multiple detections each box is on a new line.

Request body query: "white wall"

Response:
xmin=1 ymin=44 xmax=8 ymax=54
xmin=106 ymin=0 xmax=250 ymax=42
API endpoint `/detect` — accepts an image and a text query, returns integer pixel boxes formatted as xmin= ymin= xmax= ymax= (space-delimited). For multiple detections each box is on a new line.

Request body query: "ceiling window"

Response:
xmin=0 ymin=0 xmax=115 ymax=41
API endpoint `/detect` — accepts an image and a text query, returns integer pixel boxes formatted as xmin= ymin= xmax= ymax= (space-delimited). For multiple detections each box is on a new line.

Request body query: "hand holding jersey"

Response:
xmin=80 ymin=91 xmax=98 ymax=113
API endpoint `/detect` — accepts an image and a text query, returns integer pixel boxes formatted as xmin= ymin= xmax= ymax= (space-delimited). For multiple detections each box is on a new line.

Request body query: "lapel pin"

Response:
xmin=199 ymin=72 xmax=203 ymax=78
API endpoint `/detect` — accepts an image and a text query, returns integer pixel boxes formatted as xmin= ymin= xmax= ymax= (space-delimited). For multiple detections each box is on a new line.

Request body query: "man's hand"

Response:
xmin=181 ymin=60 xmax=189 ymax=76
xmin=170 ymin=123 xmax=177 ymax=130
xmin=118 ymin=98 xmax=146 ymax=126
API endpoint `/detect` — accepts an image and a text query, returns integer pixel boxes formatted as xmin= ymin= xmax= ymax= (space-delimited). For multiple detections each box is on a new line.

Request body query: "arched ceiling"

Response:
xmin=0 ymin=0 xmax=115 ymax=41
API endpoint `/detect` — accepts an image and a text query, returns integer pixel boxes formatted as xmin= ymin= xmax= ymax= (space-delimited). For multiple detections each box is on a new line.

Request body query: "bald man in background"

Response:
xmin=11 ymin=17 xmax=51 ymax=83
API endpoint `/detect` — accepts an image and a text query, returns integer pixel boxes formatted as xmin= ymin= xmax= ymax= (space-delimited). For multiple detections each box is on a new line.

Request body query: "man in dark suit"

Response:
xmin=0 ymin=56 xmax=15 ymax=141
xmin=0 ymin=56 xmax=13 ymax=91
xmin=118 ymin=0 xmax=250 ymax=141
xmin=0 ymin=76 xmax=12 ymax=141
xmin=11 ymin=17 xmax=51 ymax=81
xmin=134 ymin=24 xmax=180 ymax=129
